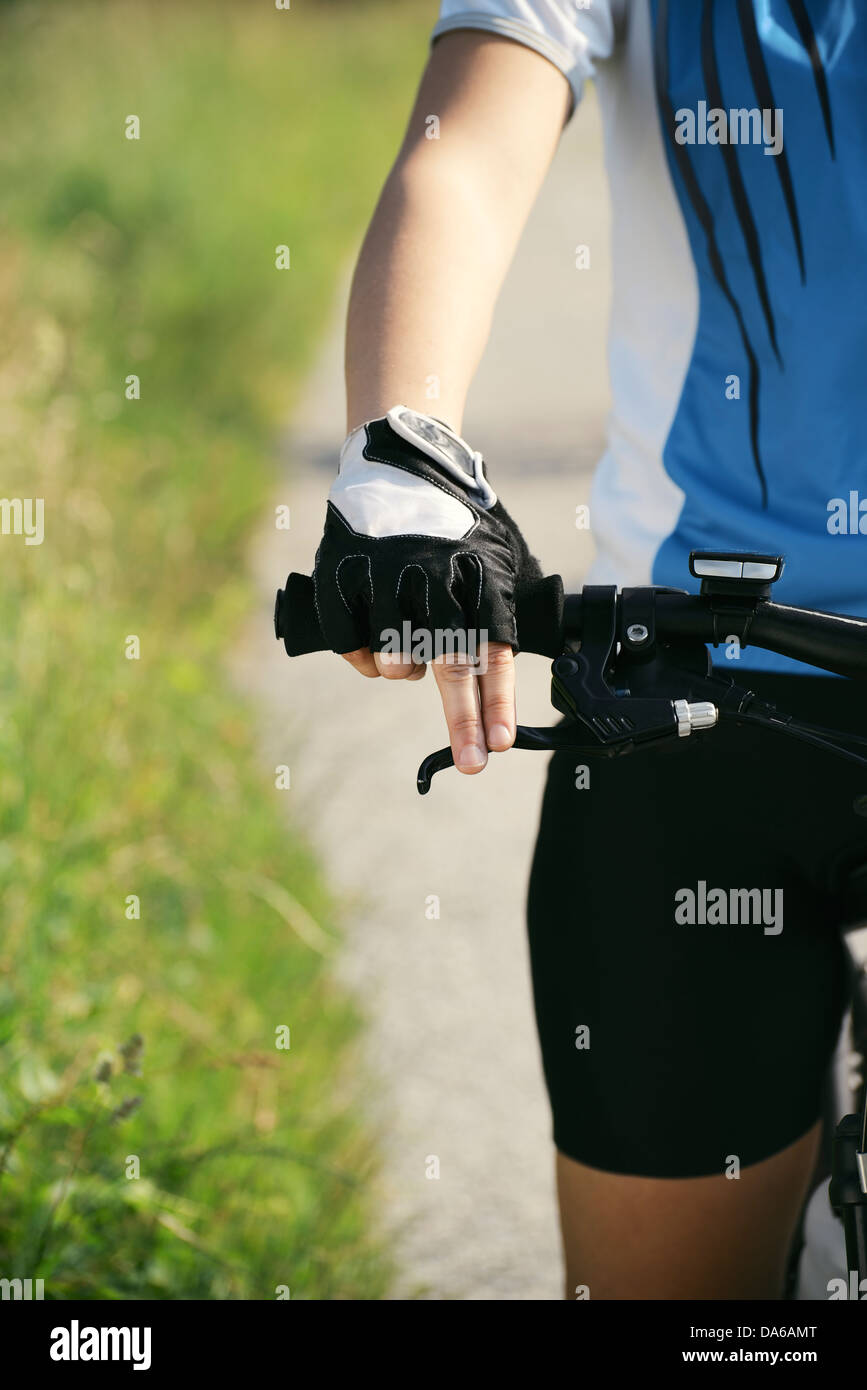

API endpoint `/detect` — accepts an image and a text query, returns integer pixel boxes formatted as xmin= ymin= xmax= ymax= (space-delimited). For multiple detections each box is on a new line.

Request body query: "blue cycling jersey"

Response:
xmin=433 ymin=0 xmax=867 ymax=672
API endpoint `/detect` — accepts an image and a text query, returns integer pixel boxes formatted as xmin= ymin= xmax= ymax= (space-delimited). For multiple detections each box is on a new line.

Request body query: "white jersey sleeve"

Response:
xmin=431 ymin=1 xmax=623 ymax=109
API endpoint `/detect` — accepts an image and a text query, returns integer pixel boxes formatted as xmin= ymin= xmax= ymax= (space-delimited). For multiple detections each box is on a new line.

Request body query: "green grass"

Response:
xmin=0 ymin=0 xmax=430 ymax=1298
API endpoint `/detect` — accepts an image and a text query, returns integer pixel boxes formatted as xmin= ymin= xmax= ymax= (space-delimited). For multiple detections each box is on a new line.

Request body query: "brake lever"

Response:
xmin=417 ymin=721 xmax=609 ymax=795
xmin=416 ymin=587 xmax=722 ymax=794
xmin=416 ymin=713 xmax=691 ymax=795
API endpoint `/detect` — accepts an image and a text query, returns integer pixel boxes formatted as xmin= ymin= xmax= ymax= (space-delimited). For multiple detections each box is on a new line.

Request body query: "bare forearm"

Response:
xmin=345 ymin=31 xmax=571 ymax=435
xmin=346 ymin=158 xmax=510 ymax=434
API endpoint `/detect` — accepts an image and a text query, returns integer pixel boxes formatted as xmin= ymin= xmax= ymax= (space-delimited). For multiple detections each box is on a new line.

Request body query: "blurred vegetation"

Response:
xmin=0 ymin=0 xmax=430 ymax=1297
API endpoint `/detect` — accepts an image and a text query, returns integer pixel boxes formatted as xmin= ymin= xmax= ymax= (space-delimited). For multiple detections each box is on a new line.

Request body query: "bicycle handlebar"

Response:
xmin=274 ymin=571 xmax=867 ymax=680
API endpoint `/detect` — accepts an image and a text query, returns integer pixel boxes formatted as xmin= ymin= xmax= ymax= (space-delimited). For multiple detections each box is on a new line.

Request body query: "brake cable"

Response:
xmin=733 ymin=709 xmax=867 ymax=773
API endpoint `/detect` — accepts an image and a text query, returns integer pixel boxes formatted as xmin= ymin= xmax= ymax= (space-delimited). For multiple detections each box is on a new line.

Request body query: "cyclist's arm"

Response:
xmin=345 ymin=30 xmax=572 ymax=434
xmin=341 ymin=29 xmax=571 ymax=775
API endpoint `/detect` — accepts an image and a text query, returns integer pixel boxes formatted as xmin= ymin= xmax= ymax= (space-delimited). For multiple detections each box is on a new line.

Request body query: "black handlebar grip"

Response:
xmin=274 ymin=571 xmax=567 ymax=658
xmin=274 ymin=573 xmax=327 ymax=656
xmin=514 ymin=574 xmax=565 ymax=657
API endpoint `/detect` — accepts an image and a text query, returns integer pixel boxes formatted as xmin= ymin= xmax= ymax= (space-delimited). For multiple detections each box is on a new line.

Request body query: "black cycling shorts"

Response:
xmin=527 ymin=672 xmax=867 ymax=1179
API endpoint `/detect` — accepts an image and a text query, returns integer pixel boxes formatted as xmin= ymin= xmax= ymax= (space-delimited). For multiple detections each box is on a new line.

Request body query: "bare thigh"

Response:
xmin=557 ymin=1122 xmax=821 ymax=1300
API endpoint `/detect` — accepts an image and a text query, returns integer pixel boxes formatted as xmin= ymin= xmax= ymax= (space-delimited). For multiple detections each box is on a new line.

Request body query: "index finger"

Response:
xmin=431 ymin=651 xmax=487 ymax=774
xmin=477 ymin=641 xmax=516 ymax=751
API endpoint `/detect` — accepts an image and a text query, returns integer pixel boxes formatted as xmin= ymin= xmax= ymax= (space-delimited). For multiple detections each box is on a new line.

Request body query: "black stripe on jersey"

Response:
xmin=786 ymin=0 xmax=836 ymax=158
xmin=653 ymin=0 xmax=768 ymax=508
xmin=736 ymin=0 xmax=806 ymax=283
xmin=701 ymin=0 xmax=782 ymax=366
